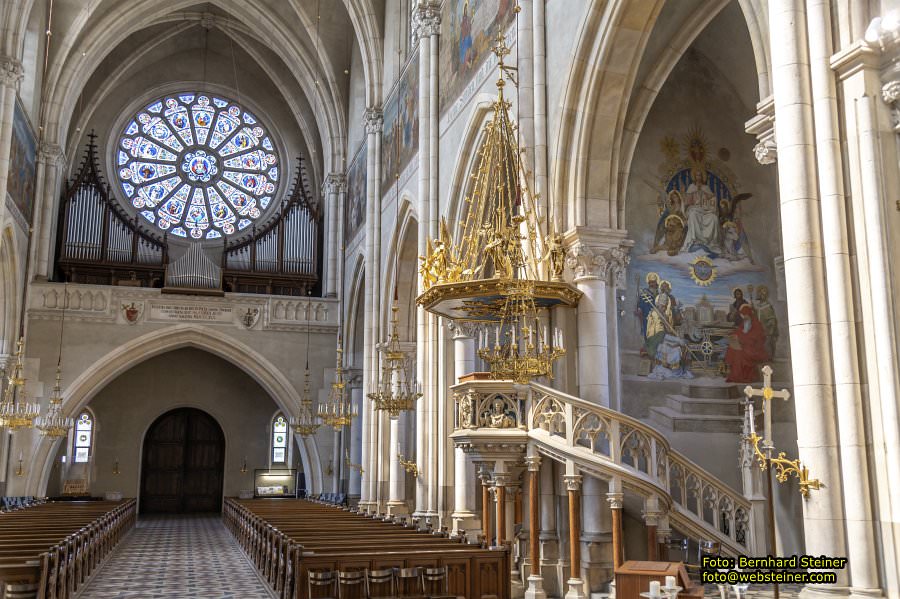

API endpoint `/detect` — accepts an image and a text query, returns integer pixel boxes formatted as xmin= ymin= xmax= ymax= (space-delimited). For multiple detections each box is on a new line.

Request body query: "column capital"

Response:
xmin=493 ymin=472 xmax=513 ymax=487
xmin=524 ymin=455 xmax=541 ymax=472
xmin=447 ymin=319 xmax=479 ymax=339
xmin=642 ymin=510 xmax=662 ymax=527
xmin=562 ymin=474 xmax=582 ymax=492
xmin=606 ymin=492 xmax=624 ymax=509
xmin=745 ymin=95 xmax=776 ymax=165
xmin=323 ymin=173 xmax=347 ymax=194
xmin=563 ymin=229 xmax=633 ymax=287
xmin=39 ymin=142 xmax=65 ymax=166
xmin=412 ymin=2 xmax=441 ymax=43
xmin=883 ymin=80 xmax=900 ymax=133
xmin=0 ymin=55 xmax=24 ymax=88
xmin=363 ymin=108 xmax=383 ymax=134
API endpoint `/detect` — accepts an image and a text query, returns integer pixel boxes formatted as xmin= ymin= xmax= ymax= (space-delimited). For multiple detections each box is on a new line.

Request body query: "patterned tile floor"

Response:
xmin=76 ymin=514 xmax=275 ymax=599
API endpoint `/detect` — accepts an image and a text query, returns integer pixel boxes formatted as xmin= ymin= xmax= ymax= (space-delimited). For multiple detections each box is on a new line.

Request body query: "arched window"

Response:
xmin=115 ymin=92 xmax=281 ymax=240
xmin=271 ymin=413 xmax=288 ymax=465
xmin=73 ymin=411 xmax=94 ymax=463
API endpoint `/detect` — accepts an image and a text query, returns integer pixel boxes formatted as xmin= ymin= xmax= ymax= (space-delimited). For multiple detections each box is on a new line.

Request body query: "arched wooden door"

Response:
xmin=140 ymin=408 xmax=225 ymax=513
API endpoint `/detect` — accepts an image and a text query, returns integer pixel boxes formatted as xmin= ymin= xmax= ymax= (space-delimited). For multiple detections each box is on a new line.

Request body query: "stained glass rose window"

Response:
xmin=116 ymin=93 xmax=280 ymax=239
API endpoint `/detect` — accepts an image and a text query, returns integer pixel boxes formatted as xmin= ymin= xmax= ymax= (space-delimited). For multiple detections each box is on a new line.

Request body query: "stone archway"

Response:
xmin=27 ymin=324 xmax=324 ymax=497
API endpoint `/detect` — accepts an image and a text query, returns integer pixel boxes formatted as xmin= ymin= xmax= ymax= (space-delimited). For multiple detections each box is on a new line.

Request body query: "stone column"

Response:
xmin=607 ymin=490 xmax=624 ymax=571
xmin=387 ymin=412 xmax=407 ymax=514
xmin=564 ymin=474 xmax=585 ymax=599
xmin=360 ymin=108 xmax=383 ymax=513
xmin=451 ymin=321 xmax=476 ymax=381
xmin=322 ymin=174 xmax=346 ymax=297
xmin=525 ymin=455 xmax=546 ymax=599
xmin=0 ymin=56 xmax=24 ymax=233
xmin=540 ymin=458 xmax=560 ymax=596
xmin=495 ymin=473 xmax=509 ymax=546
xmin=565 ymin=231 xmax=630 ymax=406
xmin=31 ymin=142 xmax=65 ymax=280
xmin=581 ymin=475 xmax=612 ymax=591
xmin=768 ymin=2 xmax=848 ymax=592
xmin=451 ymin=445 xmax=475 ymax=531
xmin=642 ymin=495 xmax=662 ymax=561
xmin=348 ymin=383 xmax=363 ymax=501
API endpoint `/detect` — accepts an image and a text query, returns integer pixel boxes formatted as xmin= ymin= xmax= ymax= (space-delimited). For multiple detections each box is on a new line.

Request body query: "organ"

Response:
xmin=55 ymin=135 xmax=321 ymax=295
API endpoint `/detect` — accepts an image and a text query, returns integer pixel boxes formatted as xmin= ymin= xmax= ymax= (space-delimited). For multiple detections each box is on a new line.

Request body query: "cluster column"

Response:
xmin=0 ymin=56 xmax=24 ymax=236
xmin=322 ymin=174 xmax=346 ymax=298
xmin=347 ymin=373 xmax=363 ymax=502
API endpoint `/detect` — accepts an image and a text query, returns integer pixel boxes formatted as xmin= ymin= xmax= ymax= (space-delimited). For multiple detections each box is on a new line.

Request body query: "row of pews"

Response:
xmin=0 ymin=499 xmax=136 ymax=599
xmin=224 ymin=498 xmax=510 ymax=599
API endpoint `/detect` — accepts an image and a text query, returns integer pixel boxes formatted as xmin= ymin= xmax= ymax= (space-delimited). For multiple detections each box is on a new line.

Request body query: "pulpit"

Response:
xmin=614 ymin=561 xmax=704 ymax=599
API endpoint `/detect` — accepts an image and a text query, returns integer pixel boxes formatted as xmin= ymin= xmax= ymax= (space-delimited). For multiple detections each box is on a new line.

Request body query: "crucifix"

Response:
xmin=743 ymin=365 xmax=821 ymax=599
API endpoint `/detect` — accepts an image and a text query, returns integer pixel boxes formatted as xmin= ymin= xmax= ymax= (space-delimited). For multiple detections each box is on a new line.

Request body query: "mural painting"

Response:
xmin=8 ymin=99 xmax=36 ymax=222
xmin=345 ymin=142 xmax=367 ymax=242
xmin=627 ymin=129 xmax=779 ymax=384
xmin=439 ymin=0 xmax=515 ymax=112
xmin=381 ymin=58 xmax=419 ymax=196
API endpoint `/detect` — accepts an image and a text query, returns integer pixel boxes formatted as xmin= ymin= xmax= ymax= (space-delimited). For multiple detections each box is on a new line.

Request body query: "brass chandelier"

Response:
xmin=317 ymin=338 xmax=356 ymax=430
xmin=417 ymin=34 xmax=576 ymax=383
xmin=36 ymin=367 xmax=73 ymax=437
xmin=292 ymin=294 xmax=321 ymax=437
xmin=369 ymin=300 xmax=422 ymax=418
xmin=0 ymin=338 xmax=41 ymax=431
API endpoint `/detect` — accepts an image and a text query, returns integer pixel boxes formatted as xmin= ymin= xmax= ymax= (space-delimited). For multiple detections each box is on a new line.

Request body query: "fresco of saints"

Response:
xmin=724 ymin=304 xmax=770 ymax=383
xmin=754 ymin=285 xmax=778 ymax=359
xmin=726 ymin=287 xmax=748 ymax=327
xmin=635 ymin=272 xmax=660 ymax=340
xmin=680 ymin=168 xmax=723 ymax=254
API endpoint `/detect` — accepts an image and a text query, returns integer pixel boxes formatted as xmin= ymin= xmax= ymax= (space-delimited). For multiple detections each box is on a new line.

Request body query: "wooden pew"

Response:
xmin=223 ymin=498 xmax=510 ymax=599
xmin=0 ymin=499 xmax=136 ymax=599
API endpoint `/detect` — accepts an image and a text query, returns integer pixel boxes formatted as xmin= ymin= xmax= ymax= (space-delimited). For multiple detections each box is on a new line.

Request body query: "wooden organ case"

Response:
xmin=55 ymin=136 xmax=321 ymax=296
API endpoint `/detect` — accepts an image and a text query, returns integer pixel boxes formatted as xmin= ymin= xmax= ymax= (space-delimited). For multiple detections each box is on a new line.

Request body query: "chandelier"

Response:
xmin=0 ymin=338 xmax=41 ymax=430
xmin=317 ymin=339 xmax=356 ymax=430
xmin=417 ymin=34 xmax=575 ymax=383
xmin=292 ymin=293 xmax=321 ymax=436
xmin=477 ymin=280 xmax=565 ymax=383
xmin=369 ymin=300 xmax=422 ymax=418
xmin=37 ymin=367 xmax=74 ymax=437
xmin=293 ymin=369 xmax=321 ymax=437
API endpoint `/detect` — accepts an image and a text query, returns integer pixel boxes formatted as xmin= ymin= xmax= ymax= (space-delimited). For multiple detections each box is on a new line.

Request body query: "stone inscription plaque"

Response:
xmin=149 ymin=303 xmax=233 ymax=323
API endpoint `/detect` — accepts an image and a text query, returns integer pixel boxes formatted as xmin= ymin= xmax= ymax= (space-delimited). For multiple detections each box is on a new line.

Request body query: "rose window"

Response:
xmin=116 ymin=93 xmax=280 ymax=239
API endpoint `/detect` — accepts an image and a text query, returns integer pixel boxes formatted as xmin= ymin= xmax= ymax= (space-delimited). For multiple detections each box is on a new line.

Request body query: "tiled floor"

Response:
xmin=76 ymin=514 xmax=275 ymax=599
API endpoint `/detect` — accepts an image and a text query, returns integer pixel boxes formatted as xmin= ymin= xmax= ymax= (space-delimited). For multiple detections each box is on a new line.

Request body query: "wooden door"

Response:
xmin=140 ymin=408 xmax=225 ymax=513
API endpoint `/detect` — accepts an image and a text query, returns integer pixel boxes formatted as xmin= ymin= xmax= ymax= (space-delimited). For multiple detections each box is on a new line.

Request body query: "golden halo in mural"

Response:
xmin=646 ymin=272 xmax=660 ymax=285
xmin=688 ymin=256 xmax=717 ymax=287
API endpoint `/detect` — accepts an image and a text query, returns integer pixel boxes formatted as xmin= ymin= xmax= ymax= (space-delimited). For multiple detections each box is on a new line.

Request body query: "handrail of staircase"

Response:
xmin=450 ymin=379 xmax=754 ymax=554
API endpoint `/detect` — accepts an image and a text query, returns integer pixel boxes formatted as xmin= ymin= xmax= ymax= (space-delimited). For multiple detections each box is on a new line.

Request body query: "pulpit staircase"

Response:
xmin=451 ymin=380 xmax=762 ymax=557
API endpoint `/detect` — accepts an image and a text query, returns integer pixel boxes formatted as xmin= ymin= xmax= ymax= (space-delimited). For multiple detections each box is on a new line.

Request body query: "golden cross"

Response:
xmin=743 ymin=364 xmax=791 ymax=451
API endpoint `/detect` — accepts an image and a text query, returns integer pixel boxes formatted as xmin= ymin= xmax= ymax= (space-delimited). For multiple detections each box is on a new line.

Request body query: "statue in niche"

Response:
xmin=486 ymin=398 xmax=515 ymax=429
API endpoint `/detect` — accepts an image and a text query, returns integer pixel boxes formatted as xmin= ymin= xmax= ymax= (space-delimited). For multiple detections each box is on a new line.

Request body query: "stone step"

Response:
xmin=648 ymin=406 xmax=744 ymax=433
xmin=679 ymin=382 xmax=743 ymax=400
xmin=665 ymin=394 xmax=743 ymax=416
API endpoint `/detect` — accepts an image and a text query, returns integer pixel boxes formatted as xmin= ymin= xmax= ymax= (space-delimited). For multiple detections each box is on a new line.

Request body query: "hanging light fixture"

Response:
xmin=37 ymin=284 xmax=75 ymax=437
xmin=292 ymin=292 xmax=321 ymax=437
xmin=0 ymin=338 xmax=41 ymax=431
xmin=317 ymin=337 xmax=356 ymax=430
xmin=370 ymin=31 xmax=422 ymax=419
xmin=417 ymin=29 xmax=576 ymax=383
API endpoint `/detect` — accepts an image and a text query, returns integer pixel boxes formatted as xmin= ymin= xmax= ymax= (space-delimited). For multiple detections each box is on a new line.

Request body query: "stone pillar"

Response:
xmin=495 ymin=473 xmax=509 ymax=546
xmin=387 ymin=414 xmax=407 ymax=514
xmin=656 ymin=514 xmax=672 ymax=562
xmin=607 ymin=490 xmax=624 ymax=571
xmin=0 ymin=56 xmax=24 ymax=233
xmin=451 ymin=446 xmax=475 ymax=531
xmin=525 ymin=455 xmax=546 ymax=599
xmin=332 ymin=429 xmax=342 ymax=494
xmin=642 ymin=496 xmax=662 ymax=561
xmin=564 ymin=474 xmax=585 ymax=599
xmin=32 ymin=142 xmax=65 ymax=280
xmin=348 ymin=384 xmax=363 ymax=501
xmin=322 ymin=174 xmax=346 ymax=297
xmin=581 ymin=475 xmax=612 ymax=591
xmin=768 ymin=1 xmax=849 ymax=592
xmin=565 ymin=231 xmax=631 ymax=406
xmin=451 ymin=321 xmax=476 ymax=381
xmin=540 ymin=458 xmax=560 ymax=596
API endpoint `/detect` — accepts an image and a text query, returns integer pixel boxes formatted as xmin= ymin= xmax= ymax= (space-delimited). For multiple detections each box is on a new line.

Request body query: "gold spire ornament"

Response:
xmin=317 ymin=339 xmax=356 ymax=430
xmin=369 ymin=299 xmax=422 ymax=418
xmin=417 ymin=33 xmax=577 ymax=383
xmin=0 ymin=338 xmax=41 ymax=430
xmin=36 ymin=367 xmax=73 ymax=437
